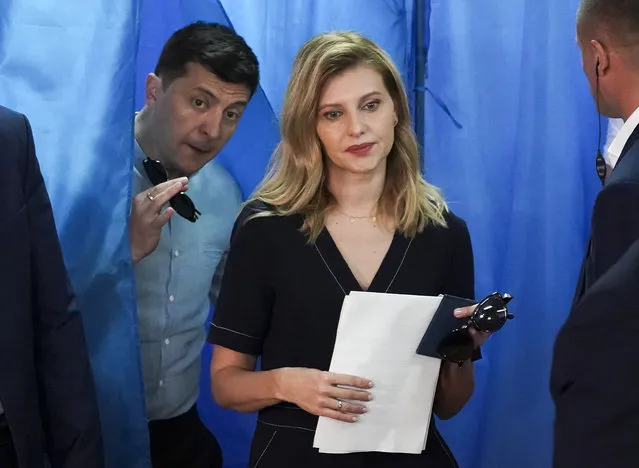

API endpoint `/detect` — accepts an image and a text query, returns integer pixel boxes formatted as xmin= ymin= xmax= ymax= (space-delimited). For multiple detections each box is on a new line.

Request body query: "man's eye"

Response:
xmin=193 ymin=99 xmax=205 ymax=108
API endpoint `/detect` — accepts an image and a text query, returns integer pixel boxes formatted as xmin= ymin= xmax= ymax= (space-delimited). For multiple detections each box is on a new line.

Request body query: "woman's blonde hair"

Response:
xmin=248 ymin=31 xmax=448 ymax=241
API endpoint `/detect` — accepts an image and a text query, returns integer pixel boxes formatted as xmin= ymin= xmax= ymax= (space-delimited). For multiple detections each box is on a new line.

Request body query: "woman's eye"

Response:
xmin=363 ymin=100 xmax=379 ymax=111
xmin=324 ymin=110 xmax=342 ymax=120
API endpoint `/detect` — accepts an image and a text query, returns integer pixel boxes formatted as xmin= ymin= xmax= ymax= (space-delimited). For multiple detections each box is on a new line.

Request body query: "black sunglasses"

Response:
xmin=436 ymin=292 xmax=514 ymax=365
xmin=142 ymin=158 xmax=201 ymax=223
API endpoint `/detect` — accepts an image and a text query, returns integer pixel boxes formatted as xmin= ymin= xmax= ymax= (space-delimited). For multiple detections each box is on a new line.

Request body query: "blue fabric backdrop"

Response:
xmin=0 ymin=0 xmax=601 ymax=467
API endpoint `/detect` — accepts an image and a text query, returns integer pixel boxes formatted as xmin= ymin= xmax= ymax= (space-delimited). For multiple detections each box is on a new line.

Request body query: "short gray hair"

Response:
xmin=578 ymin=0 xmax=639 ymax=45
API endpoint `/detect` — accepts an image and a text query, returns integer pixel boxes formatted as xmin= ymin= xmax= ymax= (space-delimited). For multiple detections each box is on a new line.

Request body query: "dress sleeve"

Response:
xmin=207 ymin=207 xmax=274 ymax=356
xmin=443 ymin=214 xmax=475 ymax=300
xmin=443 ymin=213 xmax=482 ymax=361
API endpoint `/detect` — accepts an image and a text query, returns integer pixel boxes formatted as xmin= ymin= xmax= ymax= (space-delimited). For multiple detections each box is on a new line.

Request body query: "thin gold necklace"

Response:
xmin=333 ymin=206 xmax=378 ymax=227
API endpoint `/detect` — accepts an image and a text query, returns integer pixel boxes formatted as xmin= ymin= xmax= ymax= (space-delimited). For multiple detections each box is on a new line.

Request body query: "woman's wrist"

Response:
xmin=271 ymin=367 xmax=291 ymax=402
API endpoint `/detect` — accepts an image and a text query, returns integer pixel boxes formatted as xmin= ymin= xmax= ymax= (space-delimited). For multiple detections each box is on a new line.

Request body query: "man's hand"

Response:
xmin=129 ymin=178 xmax=188 ymax=263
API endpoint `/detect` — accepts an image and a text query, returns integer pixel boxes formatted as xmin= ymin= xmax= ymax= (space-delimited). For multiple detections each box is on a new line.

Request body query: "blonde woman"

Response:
xmin=208 ymin=32 xmax=487 ymax=467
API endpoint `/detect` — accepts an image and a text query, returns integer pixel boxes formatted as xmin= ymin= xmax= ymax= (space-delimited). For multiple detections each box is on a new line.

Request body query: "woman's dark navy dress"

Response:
xmin=209 ymin=201 xmax=476 ymax=468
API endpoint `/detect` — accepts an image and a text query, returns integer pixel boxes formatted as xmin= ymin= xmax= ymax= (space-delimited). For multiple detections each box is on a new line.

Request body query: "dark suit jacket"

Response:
xmin=0 ymin=106 xmax=104 ymax=467
xmin=571 ymin=125 xmax=639 ymax=307
xmin=551 ymin=236 xmax=639 ymax=467
xmin=551 ymin=124 xmax=639 ymax=467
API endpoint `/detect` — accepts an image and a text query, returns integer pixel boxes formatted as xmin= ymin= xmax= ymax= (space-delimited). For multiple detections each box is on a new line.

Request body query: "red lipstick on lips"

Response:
xmin=346 ymin=142 xmax=374 ymax=156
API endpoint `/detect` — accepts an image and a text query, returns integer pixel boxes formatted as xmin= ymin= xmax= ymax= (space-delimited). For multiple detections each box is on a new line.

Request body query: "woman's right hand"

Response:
xmin=276 ymin=367 xmax=374 ymax=423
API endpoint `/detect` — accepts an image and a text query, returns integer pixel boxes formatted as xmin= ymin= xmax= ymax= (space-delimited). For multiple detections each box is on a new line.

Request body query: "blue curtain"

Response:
xmin=424 ymin=1 xmax=601 ymax=467
xmin=0 ymin=1 xmax=150 ymax=467
xmin=0 ymin=0 xmax=602 ymax=467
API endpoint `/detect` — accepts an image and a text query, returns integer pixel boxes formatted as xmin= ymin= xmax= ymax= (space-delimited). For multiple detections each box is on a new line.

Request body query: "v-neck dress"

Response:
xmin=209 ymin=201 xmax=476 ymax=468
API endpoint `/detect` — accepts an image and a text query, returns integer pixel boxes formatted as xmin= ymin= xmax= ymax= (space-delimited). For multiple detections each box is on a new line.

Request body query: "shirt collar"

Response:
xmin=606 ymin=106 xmax=639 ymax=168
xmin=134 ymin=138 xmax=146 ymax=169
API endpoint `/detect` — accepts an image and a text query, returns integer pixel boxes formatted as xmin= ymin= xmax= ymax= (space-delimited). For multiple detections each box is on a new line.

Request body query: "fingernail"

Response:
xmin=360 ymin=407 xmax=368 ymax=413
xmin=454 ymin=309 xmax=463 ymax=317
xmin=352 ymin=416 xmax=359 ymax=422
xmin=368 ymin=381 xmax=374 ymax=388
xmin=368 ymin=394 xmax=374 ymax=401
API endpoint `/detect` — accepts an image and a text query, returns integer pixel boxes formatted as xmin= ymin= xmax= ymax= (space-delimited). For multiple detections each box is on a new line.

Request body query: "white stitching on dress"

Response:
xmin=385 ymin=237 xmax=413 ymax=292
xmin=209 ymin=322 xmax=261 ymax=339
xmin=258 ymin=419 xmax=315 ymax=432
xmin=314 ymin=244 xmax=347 ymax=294
xmin=314 ymin=236 xmax=414 ymax=294
xmin=254 ymin=430 xmax=277 ymax=467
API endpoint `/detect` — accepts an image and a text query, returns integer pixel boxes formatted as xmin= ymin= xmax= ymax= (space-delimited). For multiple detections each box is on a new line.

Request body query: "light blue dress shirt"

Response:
xmin=132 ymin=141 xmax=241 ymax=421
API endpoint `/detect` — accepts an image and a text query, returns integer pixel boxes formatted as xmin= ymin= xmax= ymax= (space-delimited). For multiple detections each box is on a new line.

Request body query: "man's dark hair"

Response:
xmin=578 ymin=0 xmax=639 ymax=46
xmin=155 ymin=22 xmax=259 ymax=96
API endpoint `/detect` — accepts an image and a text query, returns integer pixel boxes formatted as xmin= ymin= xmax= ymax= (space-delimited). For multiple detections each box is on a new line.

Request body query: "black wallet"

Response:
xmin=416 ymin=294 xmax=475 ymax=358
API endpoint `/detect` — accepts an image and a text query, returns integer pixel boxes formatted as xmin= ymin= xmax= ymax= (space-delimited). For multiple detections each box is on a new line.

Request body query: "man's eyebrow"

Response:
xmin=194 ymin=86 xmax=249 ymax=107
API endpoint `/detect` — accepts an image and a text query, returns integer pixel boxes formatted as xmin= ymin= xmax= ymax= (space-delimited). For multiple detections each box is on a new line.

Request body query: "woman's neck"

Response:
xmin=327 ymin=165 xmax=385 ymax=216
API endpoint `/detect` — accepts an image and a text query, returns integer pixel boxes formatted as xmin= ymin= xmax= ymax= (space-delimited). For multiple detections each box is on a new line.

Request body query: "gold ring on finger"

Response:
xmin=147 ymin=191 xmax=156 ymax=201
xmin=337 ymin=399 xmax=343 ymax=411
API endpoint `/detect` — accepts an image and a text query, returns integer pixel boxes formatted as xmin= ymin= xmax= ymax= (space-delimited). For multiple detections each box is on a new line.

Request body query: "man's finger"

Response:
xmin=151 ymin=206 xmax=175 ymax=229
xmin=147 ymin=177 xmax=188 ymax=199
xmin=148 ymin=179 xmax=187 ymax=210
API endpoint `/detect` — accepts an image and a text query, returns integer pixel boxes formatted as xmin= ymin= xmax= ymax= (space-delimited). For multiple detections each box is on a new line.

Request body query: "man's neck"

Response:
xmin=327 ymin=165 xmax=385 ymax=216
xmin=134 ymin=110 xmax=160 ymax=162
xmin=614 ymin=73 xmax=639 ymax=121
xmin=619 ymin=98 xmax=639 ymax=122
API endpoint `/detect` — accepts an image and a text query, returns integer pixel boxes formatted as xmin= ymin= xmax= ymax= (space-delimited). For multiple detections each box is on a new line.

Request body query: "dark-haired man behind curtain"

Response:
xmin=128 ymin=22 xmax=260 ymax=467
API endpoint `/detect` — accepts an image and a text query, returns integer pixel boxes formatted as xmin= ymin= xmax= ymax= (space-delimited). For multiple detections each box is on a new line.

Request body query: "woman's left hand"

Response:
xmin=454 ymin=305 xmax=491 ymax=348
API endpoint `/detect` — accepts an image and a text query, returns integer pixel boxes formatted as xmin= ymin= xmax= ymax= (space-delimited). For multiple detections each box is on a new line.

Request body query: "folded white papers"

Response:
xmin=313 ymin=291 xmax=443 ymax=454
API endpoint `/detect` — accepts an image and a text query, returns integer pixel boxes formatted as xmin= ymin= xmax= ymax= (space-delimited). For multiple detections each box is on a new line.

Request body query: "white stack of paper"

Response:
xmin=313 ymin=291 xmax=444 ymax=454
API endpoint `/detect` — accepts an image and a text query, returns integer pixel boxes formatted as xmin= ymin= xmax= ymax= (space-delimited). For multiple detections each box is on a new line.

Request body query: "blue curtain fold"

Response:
xmin=424 ymin=1 xmax=601 ymax=467
xmin=0 ymin=1 xmax=150 ymax=467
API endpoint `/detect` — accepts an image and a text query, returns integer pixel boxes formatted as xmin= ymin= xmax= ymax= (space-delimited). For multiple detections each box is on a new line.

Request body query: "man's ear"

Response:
xmin=145 ymin=73 xmax=163 ymax=106
xmin=591 ymin=40 xmax=609 ymax=75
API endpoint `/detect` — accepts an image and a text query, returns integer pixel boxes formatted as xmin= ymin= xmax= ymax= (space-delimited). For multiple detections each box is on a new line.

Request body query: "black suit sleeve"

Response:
xmin=551 ymin=240 xmax=639 ymax=468
xmin=590 ymin=180 xmax=639 ymax=282
xmin=21 ymin=115 xmax=105 ymax=468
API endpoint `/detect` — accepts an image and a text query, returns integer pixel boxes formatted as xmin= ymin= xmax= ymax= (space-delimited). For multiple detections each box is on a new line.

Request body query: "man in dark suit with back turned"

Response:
xmin=553 ymin=238 xmax=639 ymax=467
xmin=0 ymin=104 xmax=104 ymax=467
xmin=551 ymin=1 xmax=639 ymax=466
